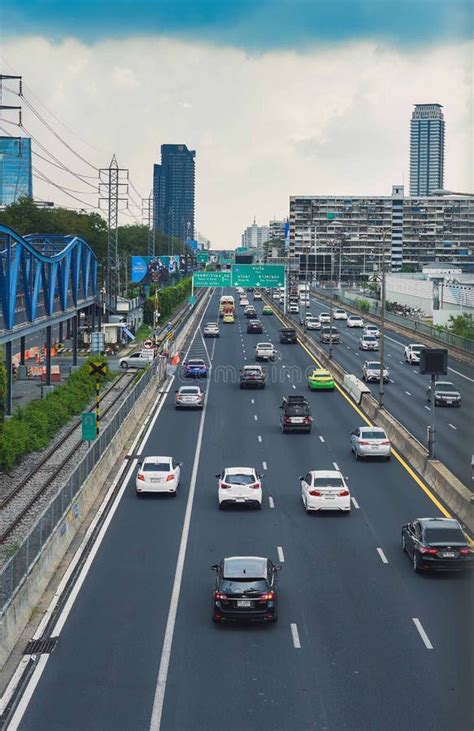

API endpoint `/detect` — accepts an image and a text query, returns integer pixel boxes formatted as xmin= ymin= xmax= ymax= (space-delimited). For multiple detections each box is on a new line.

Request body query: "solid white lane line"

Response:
xmin=258 ymin=435 xmax=262 ymax=442
xmin=449 ymin=423 xmax=457 ymax=430
xmin=424 ymin=405 xmax=431 ymax=411
xmin=319 ymin=435 xmax=325 ymax=443
xmin=405 ymin=391 xmax=411 ymax=396
xmin=254 ymin=414 xmax=258 ymax=421
xmin=277 ymin=546 xmax=285 ymax=562
xmin=263 ymin=461 xmax=268 ymax=470
xmin=149 ymin=360 xmax=214 ymax=731
xmin=269 ymin=496 xmax=275 ymax=508
xmin=376 ymin=548 xmax=389 ymax=564
xmin=412 ymin=618 xmax=434 ymax=649
xmin=7 ymin=655 xmax=49 ymax=730
xmin=351 ymin=496 xmax=360 ymax=509
xmin=0 ymin=657 xmax=31 ymax=717
xmin=332 ymin=461 xmax=339 ymax=471
xmin=290 ymin=623 xmax=301 ymax=649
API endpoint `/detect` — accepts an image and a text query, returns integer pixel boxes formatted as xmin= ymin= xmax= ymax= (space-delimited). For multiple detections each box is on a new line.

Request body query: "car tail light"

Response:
xmin=304 ymin=416 xmax=312 ymax=424
xmin=309 ymin=490 xmax=322 ymax=496
xmin=214 ymin=591 xmax=226 ymax=601
xmin=381 ymin=440 xmax=390 ymax=445
xmin=339 ymin=490 xmax=350 ymax=497
xmin=358 ymin=439 xmax=370 ymax=445
xmin=459 ymin=547 xmax=473 ymax=556
xmin=137 ymin=473 xmax=145 ymax=481
xmin=219 ymin=482 xmax=231 ymax=489
xmin=283 ymin=416 xmax=292 ymax=423
xmin=166 ymin=474 xmax=174 ymax=482
xmin=419 ymin=546 xmax=438 ymax=555
xmin=259 ymin=591 xmax=274 ymax=602
xmin=249 ymin=482 xmax=261 ymax=489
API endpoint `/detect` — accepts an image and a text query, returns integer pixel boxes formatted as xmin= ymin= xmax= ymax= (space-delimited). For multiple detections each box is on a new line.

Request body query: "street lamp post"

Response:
xmin=368 ymin=226 xmax=390 ymax=408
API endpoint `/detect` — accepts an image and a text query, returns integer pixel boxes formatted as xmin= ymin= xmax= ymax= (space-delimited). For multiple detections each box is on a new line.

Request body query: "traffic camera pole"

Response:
xmin=428 ymin=374 xmax=436 ymax=458
xmin=378 ymin=229 xmax=388 ymax=409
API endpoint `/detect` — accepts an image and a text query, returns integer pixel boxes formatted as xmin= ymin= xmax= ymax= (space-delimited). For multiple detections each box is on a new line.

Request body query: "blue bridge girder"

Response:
xmin=0 ymin=226 xmax=98 ymax=342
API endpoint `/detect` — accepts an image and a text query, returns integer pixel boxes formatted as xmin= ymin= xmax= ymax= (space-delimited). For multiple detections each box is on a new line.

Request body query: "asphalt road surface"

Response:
xmin=11 ymin=288 xmax=473 ymax=731
xmin=289 ymin=295 xmax=474 ymax=488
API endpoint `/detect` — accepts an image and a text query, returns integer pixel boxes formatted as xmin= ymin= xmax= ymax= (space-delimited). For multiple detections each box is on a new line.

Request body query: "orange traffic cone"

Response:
xmin=171 ymin=353 xmax=180 ymax=365
xmin=50 ymin=346 xmax=57 ymax=357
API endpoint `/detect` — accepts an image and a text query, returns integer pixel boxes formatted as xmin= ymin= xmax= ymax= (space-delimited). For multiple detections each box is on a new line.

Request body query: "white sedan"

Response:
xmin=347 ymin=315 xmax=364 ymax=328
xmin=319 ymin=312 xmax=330 ymax=324
xmin=136 ymin=456 xmax=182 ymax=496
xmin=333 ymin=309 xmax=348 ymax=320
xmin=216 ymin=467 xmax=263 ymax=509
xmin=300 ymin=470 xmax=351 ymax=513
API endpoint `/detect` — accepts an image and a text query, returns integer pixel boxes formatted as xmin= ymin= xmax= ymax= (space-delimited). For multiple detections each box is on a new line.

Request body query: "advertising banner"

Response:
xmin=131 ymin=255 xmax=185 ymax=284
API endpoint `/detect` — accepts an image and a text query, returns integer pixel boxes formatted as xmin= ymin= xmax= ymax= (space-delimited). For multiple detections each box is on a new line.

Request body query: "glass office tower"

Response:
xmin=409 ymin=104 xmax=445 ymax=196
xmin=0 ymin=137 xmax=33 ymax=205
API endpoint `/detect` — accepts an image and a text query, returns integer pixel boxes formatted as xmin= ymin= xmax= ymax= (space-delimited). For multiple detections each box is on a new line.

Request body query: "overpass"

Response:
xmin=0 ymin=225 xmax=98 ymax=415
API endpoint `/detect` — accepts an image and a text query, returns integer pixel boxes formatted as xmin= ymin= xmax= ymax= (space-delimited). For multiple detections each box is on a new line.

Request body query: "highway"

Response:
xmin=11 ymin=288 xmax=473 ymax=731
xmin=289 ymin=295 xmax=474 ymax=488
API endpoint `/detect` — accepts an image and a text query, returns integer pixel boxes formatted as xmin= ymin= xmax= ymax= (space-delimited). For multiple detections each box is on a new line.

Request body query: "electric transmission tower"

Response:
xmin=99 ymin=155 xmax=128 ymax=303
xmin=142 ymin=190 xmax=156 ymax=257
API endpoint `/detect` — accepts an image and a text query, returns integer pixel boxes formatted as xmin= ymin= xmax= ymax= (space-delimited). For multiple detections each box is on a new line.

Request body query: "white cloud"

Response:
xmin=2 ymin=36 xmax=472 ymax=247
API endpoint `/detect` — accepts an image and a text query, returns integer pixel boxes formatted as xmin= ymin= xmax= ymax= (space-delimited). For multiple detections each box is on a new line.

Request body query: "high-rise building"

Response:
xmin=153 ymin=144 xmax=195 ymax=244
xmin=268 ymin=219 xmax=286 ymax=241
xmin=241 ymin=219 xmax=270 ymax=249
xmin=0 ymin=137 xmax=33 ymax=205
xmin=289 ymin=186 xmax=473 ymax=275
xmin=409 ymin=104 xmax=445 ymax=196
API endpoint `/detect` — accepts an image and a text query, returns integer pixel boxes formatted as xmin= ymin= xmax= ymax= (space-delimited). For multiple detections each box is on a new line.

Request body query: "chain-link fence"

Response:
xmin=0 ymin=356 xmax=167 ymax=615
xmin=315 ymin=288 xmax=474 ymax=355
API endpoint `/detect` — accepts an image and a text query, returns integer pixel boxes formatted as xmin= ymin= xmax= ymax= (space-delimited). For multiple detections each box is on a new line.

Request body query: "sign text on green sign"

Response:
xmin=231 ymin=264 xmax=284 ymax=288
xmin=193 ymin=271 xmax=232 ymax=287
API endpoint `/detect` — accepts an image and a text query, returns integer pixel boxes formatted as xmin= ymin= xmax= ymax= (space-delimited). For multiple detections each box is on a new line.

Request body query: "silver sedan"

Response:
xmin=350 ymin=426 xmax=391 ymax=460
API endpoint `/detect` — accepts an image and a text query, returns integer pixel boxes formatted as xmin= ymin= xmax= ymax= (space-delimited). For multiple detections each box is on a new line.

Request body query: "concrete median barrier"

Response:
xmin=342 ymin=374 xmax=371 ymax=405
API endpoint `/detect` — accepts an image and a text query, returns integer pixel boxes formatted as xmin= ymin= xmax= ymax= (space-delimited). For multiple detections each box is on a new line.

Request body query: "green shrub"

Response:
xmin=0 ymin=356 xmax=111 ymax=472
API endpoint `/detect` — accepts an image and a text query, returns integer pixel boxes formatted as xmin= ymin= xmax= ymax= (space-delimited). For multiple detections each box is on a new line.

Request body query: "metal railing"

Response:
xmin=0 ymin=357 xmax=166 ymax=615
xmin=313 ymin=287 xmax=474 ymax=354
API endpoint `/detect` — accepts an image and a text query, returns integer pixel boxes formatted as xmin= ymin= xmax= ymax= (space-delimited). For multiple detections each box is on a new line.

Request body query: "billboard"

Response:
xmin=298 ymin=254 xmax=333 ymax=274
xmin=131 ymin=255 xmax=185 ymax=284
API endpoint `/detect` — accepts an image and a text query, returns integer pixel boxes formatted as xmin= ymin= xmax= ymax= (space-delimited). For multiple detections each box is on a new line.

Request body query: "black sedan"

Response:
xmin=247 ymin=319 xmax=263 ymax=334
xmin=402 ymin=517 xmax=473 ymax=572
xmin=211 ymin=556 xmax=281 ymax=623
xmin=244 ymin=307 xmax=258 ymax=318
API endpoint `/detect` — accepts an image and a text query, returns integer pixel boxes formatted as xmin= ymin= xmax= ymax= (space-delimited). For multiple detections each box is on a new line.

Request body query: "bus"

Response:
xmin=219 ymin=295 xmax=235 ymax=318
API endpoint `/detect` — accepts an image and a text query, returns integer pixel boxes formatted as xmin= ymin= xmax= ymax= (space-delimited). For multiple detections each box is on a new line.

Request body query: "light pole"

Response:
xmin=368 ymin=226 xmax=390 ymax=408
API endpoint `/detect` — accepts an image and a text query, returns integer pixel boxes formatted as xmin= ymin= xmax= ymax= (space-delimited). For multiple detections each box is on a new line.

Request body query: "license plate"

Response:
xmin=236 ymin=498 xmax=246 ymax=503
xmin=442 ymin=551 xmax=456 ymax=558
xmin=292 ymin=418 xmax=304 ymax=423
xmin=325 ymin=495 xmax=336 ymax=499
xmin=237 ymin=600 xmax=251 ymax=608
xmin=151 ymin=478 xmax=162 ymax=483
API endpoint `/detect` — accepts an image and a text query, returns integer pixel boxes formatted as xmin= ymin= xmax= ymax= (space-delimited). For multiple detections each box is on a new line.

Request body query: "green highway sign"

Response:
xmin=231 ymin=264 xmax=285 ymax=288
xmin=196 ymin=252 xmax=210 ymax=263
xmin=193 ymin=270 xmax=232 ymax=287
xmin=82 ymin=412 xmax=97 ymax=441
xmin=188 ymin=295 xmax=197 ymax=306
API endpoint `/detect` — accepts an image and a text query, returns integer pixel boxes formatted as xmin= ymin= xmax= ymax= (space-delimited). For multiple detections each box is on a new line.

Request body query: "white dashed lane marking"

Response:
xmin=262 ymin=461 xmax=267 ymax=470
xmin=254 ymin=415 xmax=258 ymax=421
xmin=290 ymin=623 xmax=301 ymax=649
xmin=449 ymin=423 xmax=457 ymax=430
xmin=319 ymin=435 xmax=325 ymax=443
xmin=269 ymin=496 xmax=274 ymax=508
xmin=258 ymin=435 xmax=262 ymax=443
xmin=351 ymin=496 xmax=360 ymax=509
xmin=405 ymin=391 xmax=411 ymax=396
xmin=424 ymin=405 xmax=431 ymax=411
xmin=412 ymin=618 xmax=434 ymax=649
xmin=332 ymin=462 xmax=339 ymax=471
xmin=376 ymin=548 xmax=389 ymax=564
xmin=277 ymin=546 xmax=285 ymax=562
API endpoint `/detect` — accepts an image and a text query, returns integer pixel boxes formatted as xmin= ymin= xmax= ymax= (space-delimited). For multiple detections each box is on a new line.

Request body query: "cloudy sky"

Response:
xmin=1 ymin=0 xmax=472 ymax=248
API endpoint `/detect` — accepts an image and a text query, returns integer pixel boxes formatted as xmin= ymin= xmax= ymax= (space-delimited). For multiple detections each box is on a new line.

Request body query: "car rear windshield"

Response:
xmin=286 ymin=405 xmax=309 ymax=416
xmin=180 ymin=388 xmax=199 ymax=394
xmin=363 ymin=336 xmax=377 ymax=342
xmin=367 ymin=362 xmax=380 ymax=369
xmin=220 ymin=578 xmax=268 ymax=593
xmin=313 ymin=477 xmax=344 ymax=488
xmin=361 ymin=430 xmax=387 ymax=439
xmin=188 ymin=360 xmax=205 ymax=366
xmin=143 ymin=462 xmax=170 ymax=472
xmin=281 ymin=329 xmax=296 ymax=334
xmin=424 ymin=528 xmax=465 ymax=544
xmin=225 ymin=473 xmax=256 ymax=485
xmin=412 ymin=346 xmax=425 ymax=353
xmin=244 ymin=368 xmax=262 ymax=375
xmin=435 ymin=384 xmax=458 ymax=393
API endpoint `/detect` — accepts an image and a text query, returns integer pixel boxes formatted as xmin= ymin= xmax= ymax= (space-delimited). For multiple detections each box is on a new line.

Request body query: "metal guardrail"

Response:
xmin=0 ymin=357 xmax=166 ymax=615
xmin=313 ymin=288 xmax=474 ymax=355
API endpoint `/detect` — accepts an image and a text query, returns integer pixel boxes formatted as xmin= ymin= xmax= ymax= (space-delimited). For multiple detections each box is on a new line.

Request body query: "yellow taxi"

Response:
xmin=223 ymin=312 xmax=235 ymax=324
xmin=307 ymin=368 xmax=334 ymax=391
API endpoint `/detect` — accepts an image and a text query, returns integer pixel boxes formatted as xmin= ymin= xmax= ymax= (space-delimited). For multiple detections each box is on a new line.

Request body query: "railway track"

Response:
xmin=0 ymin=370 xmax=136 ymax=545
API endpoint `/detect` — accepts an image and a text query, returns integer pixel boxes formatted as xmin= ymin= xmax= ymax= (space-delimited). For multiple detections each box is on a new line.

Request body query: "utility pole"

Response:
xmin=99 ymin=155 xmax=128 ymax=306
xmin=368 ymin=226 xmax=390 ymax=408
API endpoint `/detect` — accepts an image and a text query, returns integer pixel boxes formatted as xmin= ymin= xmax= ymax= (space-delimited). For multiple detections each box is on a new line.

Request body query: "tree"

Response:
xmin=446 ymin=314 xmax=474 ymax=340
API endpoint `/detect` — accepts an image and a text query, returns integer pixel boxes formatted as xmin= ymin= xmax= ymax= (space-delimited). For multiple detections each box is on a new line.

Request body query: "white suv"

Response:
xmin=255 ymin=342 xmax=276 ymax=361
xmin=404 ymin=343 xmax=426 ymax=364
xmin=216 ymin=467 xmax=263 ymax=509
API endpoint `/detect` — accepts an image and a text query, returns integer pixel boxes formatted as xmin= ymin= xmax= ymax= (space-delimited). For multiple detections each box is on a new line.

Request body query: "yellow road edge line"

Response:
xmin=271 ymin=305 xmax=453 ymax=520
